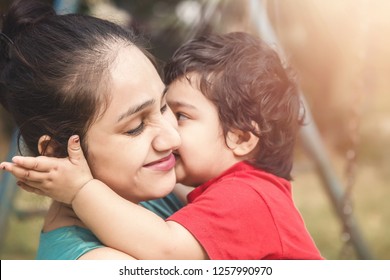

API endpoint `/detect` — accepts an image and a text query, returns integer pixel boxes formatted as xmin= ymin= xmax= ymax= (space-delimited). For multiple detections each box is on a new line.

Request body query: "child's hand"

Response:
xmin=0 ymin=135 xmax=94 ymax=204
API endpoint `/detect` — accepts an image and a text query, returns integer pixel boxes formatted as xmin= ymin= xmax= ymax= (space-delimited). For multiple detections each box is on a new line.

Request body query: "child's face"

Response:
xmin=85 ymin=46 xmax=181 ymax=203
xmin=167 ymin=74 xmax=239 ymax=187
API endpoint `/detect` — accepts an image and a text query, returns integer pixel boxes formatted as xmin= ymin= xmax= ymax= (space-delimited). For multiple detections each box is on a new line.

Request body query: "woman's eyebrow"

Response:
xmin=116 ymin=88 xmax=166 ymax=123
xmin=117 ymin=99 xmax=155 ymax=123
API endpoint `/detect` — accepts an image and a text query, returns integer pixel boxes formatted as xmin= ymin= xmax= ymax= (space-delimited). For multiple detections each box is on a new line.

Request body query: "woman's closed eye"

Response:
xmin=160 ymin=104 xmax=168 ymax=114
xmin=126 ymin=122 xmax=145 ymax=136
xmin=125 ymin=104 xmax=168 ymax=136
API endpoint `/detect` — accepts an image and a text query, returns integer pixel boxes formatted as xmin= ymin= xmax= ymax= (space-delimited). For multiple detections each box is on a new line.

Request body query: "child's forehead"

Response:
xmin=167 ymin=74 xmax=202 ymax=95
xmin=181 ymin=72 xmax=201 ymax=85
xmin=166 ymin=77 xmax=216 ymax=111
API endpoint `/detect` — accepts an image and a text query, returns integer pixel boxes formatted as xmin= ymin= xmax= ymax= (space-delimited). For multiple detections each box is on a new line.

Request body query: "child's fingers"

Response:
xmin=18 ymin=181 xmax=46 ymax=196
xmin=0 ymin=162 xmax=8 ymax=170
xmin=1 ymin=162 xmax=51 ymax=183
xmin=11 ymin=155 xmax=57 ymax=172
xmin=0 ymin=162 xmax=15 ymax=172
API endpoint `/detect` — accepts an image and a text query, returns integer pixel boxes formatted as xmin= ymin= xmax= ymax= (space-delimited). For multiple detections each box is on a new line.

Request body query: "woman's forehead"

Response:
xmin=95 ymin=45 xmax=164 ymax=120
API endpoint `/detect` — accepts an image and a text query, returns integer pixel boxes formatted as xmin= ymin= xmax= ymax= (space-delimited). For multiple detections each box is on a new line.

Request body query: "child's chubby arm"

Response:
xmin=0 ymin=135 xmax=93 ymax=204
xmin=75 ymin=180 xmax=207 ymax=259
xmin=0 ymin=136 xmax=207 ymax=259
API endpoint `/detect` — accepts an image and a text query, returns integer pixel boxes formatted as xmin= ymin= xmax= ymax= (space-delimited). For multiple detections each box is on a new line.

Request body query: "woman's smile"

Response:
xmin=143 ymin=153 xmax=176 ymax=171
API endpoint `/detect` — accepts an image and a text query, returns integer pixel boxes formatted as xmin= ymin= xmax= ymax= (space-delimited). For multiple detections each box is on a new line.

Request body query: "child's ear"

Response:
xmin=226 ymin=128 xmax=259 ymax=157
xmin=38 ymin=135 xmax=57 ymax=156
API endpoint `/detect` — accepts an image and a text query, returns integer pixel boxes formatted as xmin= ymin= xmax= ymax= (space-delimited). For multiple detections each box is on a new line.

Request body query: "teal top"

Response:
xmin=36 ymin=193 xmax=183 ymax=260
xmin=36 ymin=226 xmax=104 ymax=260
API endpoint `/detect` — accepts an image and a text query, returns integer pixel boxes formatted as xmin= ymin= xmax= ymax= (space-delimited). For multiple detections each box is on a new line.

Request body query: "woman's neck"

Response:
xmin=42 ymin=200 xmax=87 ymax=232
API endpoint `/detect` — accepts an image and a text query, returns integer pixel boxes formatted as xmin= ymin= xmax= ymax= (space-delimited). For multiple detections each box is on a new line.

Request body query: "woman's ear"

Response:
xmin=38 ymin=135 xmax=57 ymax=156
xmin=226 ymin=129 xmax=260 ymax=157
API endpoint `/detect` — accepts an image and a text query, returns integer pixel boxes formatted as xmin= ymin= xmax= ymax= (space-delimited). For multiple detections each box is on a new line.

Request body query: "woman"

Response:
xmin=0 ymin=0 xmax=182 ymax=259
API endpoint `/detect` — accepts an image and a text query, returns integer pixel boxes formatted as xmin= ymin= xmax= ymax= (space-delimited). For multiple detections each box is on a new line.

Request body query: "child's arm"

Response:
xmin=0 ymin=137 xmax=207 ymax=259
xmin=73 ymin=179 xmax=206 ymax=259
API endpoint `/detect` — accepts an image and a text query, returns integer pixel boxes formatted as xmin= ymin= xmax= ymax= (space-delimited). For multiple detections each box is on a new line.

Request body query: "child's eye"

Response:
xmin=176 ymin=112 xmax=189 ymax=121
xmin=126 ymin=122 xmax=145 ymax=136
xmin=161 ymin=104 xmax=168 ymax=114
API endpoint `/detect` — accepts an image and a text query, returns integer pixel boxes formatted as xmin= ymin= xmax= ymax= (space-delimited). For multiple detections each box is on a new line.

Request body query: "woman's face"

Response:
xmin=85 ymin=46 xmax=181 ymax=203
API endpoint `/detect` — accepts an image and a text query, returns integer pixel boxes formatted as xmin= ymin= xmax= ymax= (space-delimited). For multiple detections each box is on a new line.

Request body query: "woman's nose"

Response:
xmin=153 ymin=109 xmax=181 ymax=151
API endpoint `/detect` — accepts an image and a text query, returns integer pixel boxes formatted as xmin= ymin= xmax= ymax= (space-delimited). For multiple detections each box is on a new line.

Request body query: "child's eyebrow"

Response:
xmin=167 ymin=100 xmax=196 ymax=110
xmin=163 ymin=86 xmax=168 ymax=96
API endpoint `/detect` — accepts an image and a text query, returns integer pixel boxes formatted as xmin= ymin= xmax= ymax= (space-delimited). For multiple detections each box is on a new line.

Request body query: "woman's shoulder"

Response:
xmin=36 ymin=225 xmax=104 ymax=260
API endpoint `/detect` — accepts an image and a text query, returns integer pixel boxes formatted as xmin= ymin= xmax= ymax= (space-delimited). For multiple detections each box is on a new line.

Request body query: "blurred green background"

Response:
xmin=1 ymin=0 xmax=389 ymax=260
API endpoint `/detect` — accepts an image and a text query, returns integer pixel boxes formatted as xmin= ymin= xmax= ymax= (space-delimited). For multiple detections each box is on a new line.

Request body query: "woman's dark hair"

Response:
xmin=0 ymin=0 xmax=148 ymax=157
xmin=164 ymin=32 xmax=304 ymax=180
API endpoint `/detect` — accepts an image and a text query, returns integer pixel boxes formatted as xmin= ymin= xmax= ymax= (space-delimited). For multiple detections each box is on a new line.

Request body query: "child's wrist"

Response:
xmin=70 ymin=178 xmax=96 ymax=205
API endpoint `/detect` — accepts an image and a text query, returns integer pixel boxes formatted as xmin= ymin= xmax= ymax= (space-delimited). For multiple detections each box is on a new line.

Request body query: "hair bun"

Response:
xmin=1 ymin=0 xmax=54 ymax=111
xmin=1 ymin=0 xmax=55 ymax=40
xmin=0 ymin=84 xmax=9 ymax=111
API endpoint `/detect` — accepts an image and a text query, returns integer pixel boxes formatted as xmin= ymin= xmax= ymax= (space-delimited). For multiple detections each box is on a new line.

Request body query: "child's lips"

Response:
xmin=143 ymin=154 xmax=176 ymax=171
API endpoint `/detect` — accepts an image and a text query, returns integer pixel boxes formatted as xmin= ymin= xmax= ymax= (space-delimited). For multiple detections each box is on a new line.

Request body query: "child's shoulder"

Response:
xmin=212 ymin=161 xmax=292 ymax=196
xmin=219 ymin=161 xmax=288 ymax=183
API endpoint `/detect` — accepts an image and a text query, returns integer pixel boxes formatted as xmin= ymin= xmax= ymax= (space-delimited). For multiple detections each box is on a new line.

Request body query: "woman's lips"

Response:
xmin=143 ymin=154 xmax=176 ymax=171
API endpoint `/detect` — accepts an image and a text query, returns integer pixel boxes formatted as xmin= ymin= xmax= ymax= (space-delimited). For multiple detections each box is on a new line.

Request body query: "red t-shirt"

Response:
xmin=167 ymin=161 xmax=323 ymax=260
